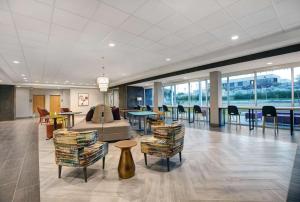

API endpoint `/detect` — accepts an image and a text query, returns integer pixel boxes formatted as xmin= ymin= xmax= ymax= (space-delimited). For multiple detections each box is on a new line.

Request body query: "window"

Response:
xmin=256 ymin=68 xmax=291 ymax=106
xmin=190 ymin=81 xmax=200 ymax=106
xmin=175 ymin=83 xmax=189 ymax=106
xmin=163 ymin=86 xmax=173 ymax=105
xmin=145 ymin=88 xmax=153 ymax=106
xmin=222 ymin=77 xmax=228 ymax=106
xmin=229 ymin=74 xmax=255 ymax=106
xmin=294 ymin=67 xmax=300 ymax=106
xmin=207 ymin=80 xmax=210 ymax=106
xmin=201 ymin=80 xmax=207 ymax=106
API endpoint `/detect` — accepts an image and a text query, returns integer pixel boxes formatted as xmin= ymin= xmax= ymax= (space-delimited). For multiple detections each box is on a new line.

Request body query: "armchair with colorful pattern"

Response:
xmin=140 ymin=123 xmax=185 ymax=171
xmin=53 ymin=129 xmax=108 ymax=182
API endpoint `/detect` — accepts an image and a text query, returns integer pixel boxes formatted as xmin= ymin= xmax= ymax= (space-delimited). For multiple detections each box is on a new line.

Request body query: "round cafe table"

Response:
xmin=114 ymin=140 xmax=137 ymax=179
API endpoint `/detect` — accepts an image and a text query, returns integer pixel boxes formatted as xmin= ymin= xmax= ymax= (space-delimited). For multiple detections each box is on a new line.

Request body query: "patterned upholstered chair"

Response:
xmin=140 ymin=123 xmax=185 ymax=171
xmin=53 ymin=129 xmax=108 ymax=182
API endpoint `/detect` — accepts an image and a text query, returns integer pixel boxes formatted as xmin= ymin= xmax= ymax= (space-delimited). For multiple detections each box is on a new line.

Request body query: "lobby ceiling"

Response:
xmin=0 ymin=0 xmax=300 ymax=87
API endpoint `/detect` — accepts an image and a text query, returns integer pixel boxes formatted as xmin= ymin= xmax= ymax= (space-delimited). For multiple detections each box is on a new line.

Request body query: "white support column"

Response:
xmin=209 ymin=71 xmax=222 ymax=127
xmin=153 ymin=82 xmax=163 ymax=111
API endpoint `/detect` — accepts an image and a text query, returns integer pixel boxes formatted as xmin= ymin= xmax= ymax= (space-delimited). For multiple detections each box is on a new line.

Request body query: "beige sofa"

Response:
xmin=72 ymin=119 xmax=131 ymax=142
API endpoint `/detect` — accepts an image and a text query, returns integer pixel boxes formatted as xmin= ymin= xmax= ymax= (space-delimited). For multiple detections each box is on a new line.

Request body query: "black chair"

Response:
xmin=178 ymin=105 xmax=187 ymax=121
xmin=162 ymin=105 xmax=170 ymax=118
xmin=146 ymin=105 xmax=152 ymax=111
xmin=193 ymin=105 xmax=204 ymax=123
xmin=134 ymin=105 xmax=141 ymax=110
xmin=228 ymin=105 xmax=240 ymax=125
xmin=262 ymin=106 xmax=278 ymax=134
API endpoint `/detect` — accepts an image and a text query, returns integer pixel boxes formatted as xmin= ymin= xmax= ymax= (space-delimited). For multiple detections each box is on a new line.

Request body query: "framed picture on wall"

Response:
xmin=78 ymin=93 xmax=89 ymax=106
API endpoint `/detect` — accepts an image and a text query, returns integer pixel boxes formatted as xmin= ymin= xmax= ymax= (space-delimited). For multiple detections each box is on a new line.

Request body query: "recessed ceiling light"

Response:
xmin=23 ymin=77 xmax=27 ymax=80
xmin=231 ymin=35 xmax=239 ymax=40
xmin=21 ymin=74 xmax=26 ymax=77
xmin=13 ymin=60 xmax=20 ymax=64
xmin=108 ymin=43 xmax=115 ymax=47
xmin=267 ymin=62 xmax=273 ymax=65
xmin=166 ymin=58 xmax=171 ymax=62
xmin=35 ymin=80 xmax=39 ymax=83
xmin=0 ymin=80 xmax=2 ymax=82
xmin=65 ymin=80 xmax=69 ymax=83
xmin=183 ymin=77 xmax=188 ymax=80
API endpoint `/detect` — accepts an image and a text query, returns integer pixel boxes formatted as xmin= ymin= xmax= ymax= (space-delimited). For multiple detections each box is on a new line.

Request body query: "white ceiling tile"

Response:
xmin=92 ymin=2 xmax=129 ymax=27
xmin=246 ymin=19 xmax=283 ymax=39
xmin=158 ymin=13 xmax=192 ymax=33
xmin=195 ymin=10 xmax=233 ymax=31
xmin=273 ymin=0 xmax=300 ymax=30
xmin=140 ymin=26 xmax=169 ymax=41
xmin=237 ymin=6 xmax=277 ymax=29
xmin=50 ymin=24 xmax=81 ymax=44
xmin=216 ymin=0 xmax=239 ymax=7
xmin=55 ymin=0 xmax=98 ymax=18
xmin=53 ymin=8 xmax=88 ymax=31
xmin=134 ymin=0 xmax=174 ymax=24
xmin=0 ymin=10 xmax=14 ymax=25
xmin=120 ymin=16 xmax=152 ymax=35
xmin=210 ymin=22 xmax=250 ymax=42
xmin=9 ymin=0 xmax=52 ymax=22
xmin=162 ymin=0 xmax=222 ymax=22
xmin=101 ymin=0 xmax=146 ymax=13
xmin=158 ymin=35 xmax=184 ymax=46
xmin=18 ymin=30 xmax=48 ymax=44
xmin=13 ymin=13 xmax=50 ymax=35
xmin=175 ymin=23 xmax=206 ymax=40
xmin=80 ymin=21 xmax=113 ymax=44
xmin=0 ymin=0 xmax=9 ymax=10
xmin=187 ymin=32 xmax=217 ymax=46
xmin=104 ymin=29 xmax=137 ymax=45
xmin=226 ymin=0 xmax=272 ymax=19
xmin=36 ymin=0 xmax=54 ymax=6
xmin=143 ymin=43 xmax=166 ymax=52
xmin=0 ymin=24 xmax=17 ymax=36
xmin=127 ymin=36 xmax=155 ymax=49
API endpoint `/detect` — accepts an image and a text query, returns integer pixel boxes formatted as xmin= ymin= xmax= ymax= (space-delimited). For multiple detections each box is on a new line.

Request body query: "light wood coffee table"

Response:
xmin=114 ymin=140 xmax=137 ymax=179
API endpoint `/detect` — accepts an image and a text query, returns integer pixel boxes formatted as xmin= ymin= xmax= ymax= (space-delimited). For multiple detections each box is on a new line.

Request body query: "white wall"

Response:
xmin=16 ymin=88 xmax=32 ymax=118
xmin=70 ymin=88 xmax=104 ymax=114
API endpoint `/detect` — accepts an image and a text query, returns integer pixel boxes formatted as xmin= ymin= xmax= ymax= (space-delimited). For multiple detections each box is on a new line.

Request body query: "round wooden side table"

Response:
xmin=114 ymin=140 xmax=137 ymax=179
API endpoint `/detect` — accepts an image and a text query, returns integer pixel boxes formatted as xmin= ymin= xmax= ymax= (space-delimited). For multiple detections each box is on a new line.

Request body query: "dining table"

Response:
xmin=59 ymin=111 xmax=82 ymax=128
xmin=127 ymin=111 xmax=157 ymax=135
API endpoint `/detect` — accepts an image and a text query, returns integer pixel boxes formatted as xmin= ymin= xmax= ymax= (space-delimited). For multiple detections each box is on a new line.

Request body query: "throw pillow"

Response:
xmin=112 ymin=107 xmax=121 ymax=120
xmin=86 ymin=107 xmax=95 ymax=121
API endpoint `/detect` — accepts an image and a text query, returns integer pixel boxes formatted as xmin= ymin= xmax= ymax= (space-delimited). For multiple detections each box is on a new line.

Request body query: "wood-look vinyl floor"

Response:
xmin=39 ymin=118 xmax=297 ymax=202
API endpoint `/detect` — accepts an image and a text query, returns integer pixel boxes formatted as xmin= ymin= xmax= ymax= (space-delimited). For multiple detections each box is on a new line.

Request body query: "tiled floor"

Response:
xmin=2 ymin=117 xmax=300 ymax=201
xmin=39 ymin=118 xmax=297 ymax=201
xmin=0 ymin=118 xmax=40 ymax=202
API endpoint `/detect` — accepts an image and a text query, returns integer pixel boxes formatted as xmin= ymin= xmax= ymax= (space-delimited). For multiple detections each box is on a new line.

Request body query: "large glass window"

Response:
xmin=145 ymin=88 xmax=153 ymax=106
xmin=190 ymin=81 xmax=200 ymax=105
xmin=222 ymin=77 xmax=228 ymax=106
xmin=207 ymin=80 xmax=210 ymax=106
xmin=229 ymin=74 xmax=255 ymax=106
xmin=256 ymin=68 xmax=291 ymax=106
xmin=201 ymin=80 xmax=207 ymax=106
xmin=294 ymin=67 xmax=300 ymax=106
xmin=175 ymin=83 xmax=189 ymax=106
xmin=163 ymin=86 xmax=173 ymax=105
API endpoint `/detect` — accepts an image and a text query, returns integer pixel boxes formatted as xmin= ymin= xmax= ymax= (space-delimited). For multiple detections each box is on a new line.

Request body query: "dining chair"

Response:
xmin=262 ymin=106 xmax=278 ymax=135
xmin=228 ymin=105 xmax=241 ymax=127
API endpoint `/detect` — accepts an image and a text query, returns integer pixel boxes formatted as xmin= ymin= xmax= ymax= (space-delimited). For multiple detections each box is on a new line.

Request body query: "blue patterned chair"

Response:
xmin=53 ymin=129 xmax=108 ymax=182
xmin=140 ymin=123 xmax=185 ymax=171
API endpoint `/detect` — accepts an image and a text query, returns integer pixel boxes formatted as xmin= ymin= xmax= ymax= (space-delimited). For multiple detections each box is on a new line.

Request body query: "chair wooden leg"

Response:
xmin=58 ymin=165 xmax=62 ymax=178
xmin=167 ymin=158 xmax=170 ymax=172
xmin=144 ymin=153 xmax=147 ymax=166
xmin=262 ymin=116 xmax=266 ymax=134
xmin=83 ymin=167 xmax=87 ymax=182
xmin=102 ymin=157 xmax=105 ymax=169
xmin=179 ymin=152 xmax=182 ymax=162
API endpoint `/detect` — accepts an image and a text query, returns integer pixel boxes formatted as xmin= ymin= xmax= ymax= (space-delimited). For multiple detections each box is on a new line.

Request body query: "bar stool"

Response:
xmin=146 ymin=105 xmax=152 ymax=111
xmin=262 ymin=106 xmax=278 ymax=135
xmin=163 ymin=105 xmax=171 ymax=118
xmin=178 ymin=105 xmax=187 ymax=121
xmin=228 ymin=105 xmax=241 ymax=126
xmin=193 ymin=105 xmax=203 ymax=124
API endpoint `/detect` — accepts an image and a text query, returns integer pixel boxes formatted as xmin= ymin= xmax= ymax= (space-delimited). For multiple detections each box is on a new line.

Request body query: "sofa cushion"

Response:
xmin=112 ymin=107 xmax=121 ymax=120
xmin=86 ymin=107 xmax=95 ymax=121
